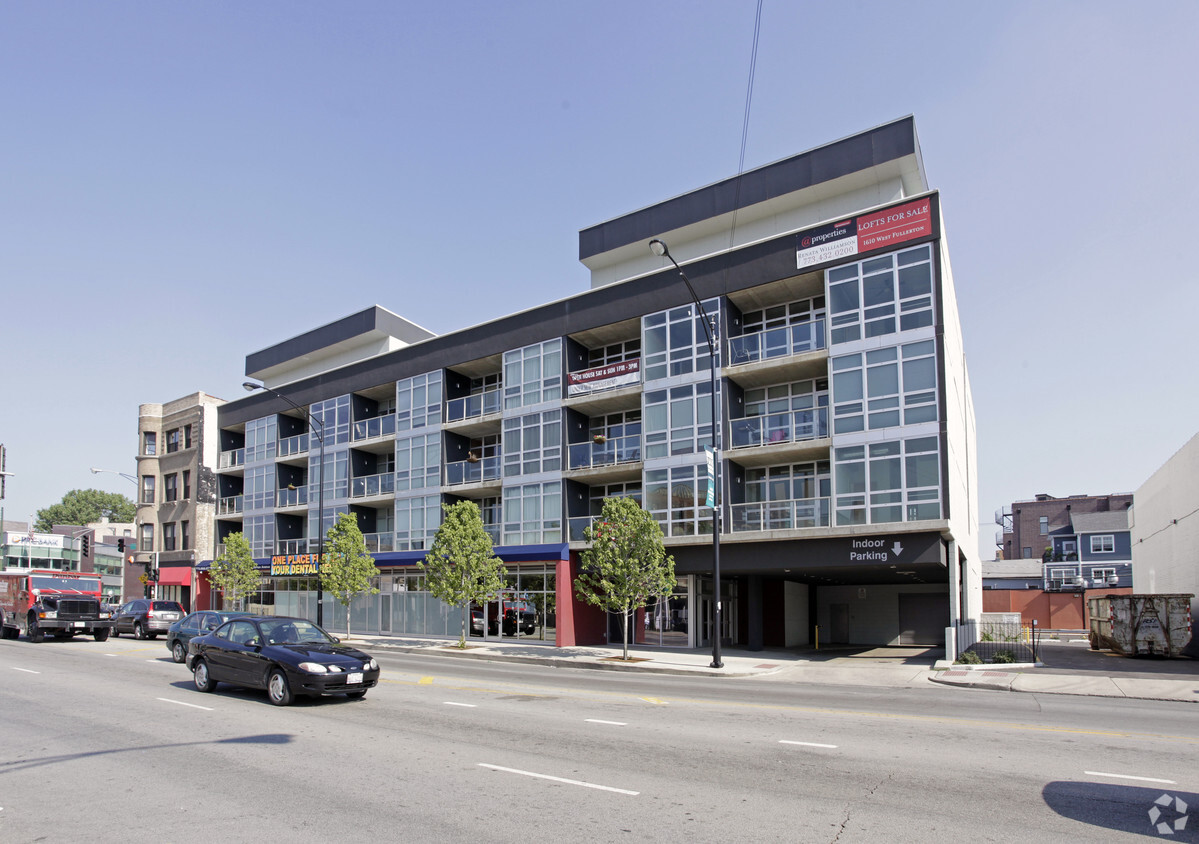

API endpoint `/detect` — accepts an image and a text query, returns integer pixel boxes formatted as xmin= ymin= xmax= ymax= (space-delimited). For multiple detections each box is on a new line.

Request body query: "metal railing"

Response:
xmin=278 ymin=432 xmax=309 ymax=457
xmin=567 ymin=435 xmax=642 ymax=470
xmin=728 ymin=318 xmax=826 ymax=366
xmin=362 ymin=532 xmax=395 ymax=553
xmin=219 ymin=448 xmax=245 ymax=469
xmin=217 ymin=495 xmax=244 ymax=516
xmin=729 ymin=407 xmax=829 ymax=449
xmin=350 ymin=472 xmax=396 ymax=500
xmin=956 ymin=620 xmax=1040 ymax=664
xmin=353 ymin=414 xmax=396 ymax=441
xmin=276 ymin=539 xmax=308 ymax=556
xmin=446 ymin=389 xmax=502 ymax=422
xmin=728 ymin=497 xmax=831 ymax=532
xmin=276 ymin=486 xmax=308 ymax=508
xmin=445 ymin=456 xmax=501 ymax=486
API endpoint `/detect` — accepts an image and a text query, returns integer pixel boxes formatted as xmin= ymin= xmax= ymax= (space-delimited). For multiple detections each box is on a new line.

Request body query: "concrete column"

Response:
xmin=747 ymin=575 xmax=763 ymax=651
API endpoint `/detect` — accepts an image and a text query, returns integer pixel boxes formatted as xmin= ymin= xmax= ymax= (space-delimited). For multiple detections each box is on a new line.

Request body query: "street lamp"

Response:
xmin=243 ymin=381 xmax=326 ymax=626
xmin=648 ymin=238 xmax=723 ymax=669
xmin=91 ymin=467 xmax=137 ymax=484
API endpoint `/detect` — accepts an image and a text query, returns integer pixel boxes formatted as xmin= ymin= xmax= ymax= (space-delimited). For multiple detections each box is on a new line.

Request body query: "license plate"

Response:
xmin=347 ymin=672 xmax=363 ymax=684
xmin=74 ymin=622 xmax=86 ymax=628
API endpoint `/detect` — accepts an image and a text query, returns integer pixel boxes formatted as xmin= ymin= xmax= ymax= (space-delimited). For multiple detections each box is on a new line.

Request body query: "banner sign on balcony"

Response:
xmin=796 ymin=197 xmax=932 ymax=270
xmin=567 ymin=359 xmax=640 ymax=396
xmin=270 ymin=554 xmax=322 ymax=576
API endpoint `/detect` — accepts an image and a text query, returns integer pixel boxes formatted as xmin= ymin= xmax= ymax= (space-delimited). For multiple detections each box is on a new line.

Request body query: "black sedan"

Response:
xmin=186 ymin=616 xmax=380 ymax=706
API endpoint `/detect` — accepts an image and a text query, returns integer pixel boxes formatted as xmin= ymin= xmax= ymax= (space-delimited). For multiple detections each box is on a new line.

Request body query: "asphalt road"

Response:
xmin=1 ymin=636 xmax=1196 ymax=843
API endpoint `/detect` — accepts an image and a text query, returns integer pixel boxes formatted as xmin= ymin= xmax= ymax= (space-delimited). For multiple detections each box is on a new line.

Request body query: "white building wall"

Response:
xmin=784 ymin=581 xmax=810 ymax=646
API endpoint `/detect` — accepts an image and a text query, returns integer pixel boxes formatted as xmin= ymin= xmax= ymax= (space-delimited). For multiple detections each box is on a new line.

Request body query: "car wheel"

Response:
xmin=346 ymin=690 xmax=367 ymax=700
xmin=28 ymin=618 xmax=43 ymax=643
xmin=111 ymin=627 xmax=120 ymax=637
xmin=267 ymin=669 xmax=293 ymax=706
xmin=148 ymin=633 xmax=157 ymax=640
xmin=171 ymin=641 xmax=186 ymax=663
xmin=134 ymin=623 xmax=146 ymax=640
xmin=193 ymin=659 xmax=217 ymax=693
xmin=94 ymin=628 xmax=110 ymax=642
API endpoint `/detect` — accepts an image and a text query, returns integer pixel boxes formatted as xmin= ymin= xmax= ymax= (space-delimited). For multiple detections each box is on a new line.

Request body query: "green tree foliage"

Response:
xmin=319 ymin=512 xmax=380 ymax=640
xmin=208 ymin=532 xmax=261 ymax=611
xmin=574 ymin=496 xmax=676 ymax=660
xmin=420 ymin=500 xmax=506 ymax=648
xmin=35 ymin=489 xmax=135 ymax=531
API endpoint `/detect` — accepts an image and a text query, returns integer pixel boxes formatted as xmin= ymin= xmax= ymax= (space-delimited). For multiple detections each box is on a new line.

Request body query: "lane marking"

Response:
xmin=478 ymin=763 xmax=638 ymax=795
xmin=1085 ymin=771 xmax=1176 ymax=784
xmin=640 ymin=697 xmax=668 ymax=705
xmin=445 ymin=702 xmax=477 ymax=708
xmin=156 ymin=698 xmax=214 ymax=711
xmin=585 ymin=719 xmax=627 ymax=726
xmin=418 ymin=676 xmax=434 ymax=685
xmin=11 ymin=667 xmax=40 ymax=674
xmin=780 ymin=740 xmax=838 ymax=748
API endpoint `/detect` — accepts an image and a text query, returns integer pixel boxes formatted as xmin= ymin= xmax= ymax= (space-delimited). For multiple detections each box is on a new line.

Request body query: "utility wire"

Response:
xmin=727 ymin=0 xmax=763 ymax=251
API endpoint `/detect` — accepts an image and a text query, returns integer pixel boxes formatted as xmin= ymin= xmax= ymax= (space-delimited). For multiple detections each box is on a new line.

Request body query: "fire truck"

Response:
xmin=0 ymin=569 xmax=114 ymax=642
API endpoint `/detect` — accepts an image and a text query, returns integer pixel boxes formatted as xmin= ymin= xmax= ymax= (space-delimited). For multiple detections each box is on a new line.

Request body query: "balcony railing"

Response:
xmin=729 ymin=407 xmax=829 ymax=449
xmin=568 ymin=516 xmax=598 ymax=542
xmin=353 ymin=414 xmax=396 ymax=442
xmin=276 ymin=486 xmax=308 ymax=508
xmin=350 ymin=472 xmax=396 ymax=500
xmin=484 ymin=524 xmax=501 ymax=545
xmin=276 ymin=538 xmax=308 ymax=556
xmin=278 ymin=432 xmax=309 ymax=458
xmin=567 ymin=435 xmax=642 ymax=470
xmin=217 ymin=495 xmax=244 ymax=516
xmin=362 ymin=532 xmax=395 ymax=553
xmin=446 ymin=389 xmax=501 ymax=423
xmin=729 ymin=497 xmax=831 ymax=532
xmin=219 ymin=448 xmax=245 ymax=469
xmin=445 ymin=456 xmax=501 ymax=486
xmin=728 ymin=318 xmax=826 ymax=366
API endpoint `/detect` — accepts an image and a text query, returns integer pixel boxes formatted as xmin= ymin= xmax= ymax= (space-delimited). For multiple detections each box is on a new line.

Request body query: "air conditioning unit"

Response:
xmin=1048 ymin=580 xmax=1064 ymax=592
xmin=1072 ymin=576 xmax=1085 ymax=587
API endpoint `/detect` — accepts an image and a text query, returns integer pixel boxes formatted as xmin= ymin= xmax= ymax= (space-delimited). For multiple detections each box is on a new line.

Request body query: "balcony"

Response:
xmin=445 ymin=456 xmax=501 ymax=487
xmin=276 ymin=538 xmax=308 ymax=556
xmin=353 ymin=414 xmax=396 ymax=443
xmin=567 ymin=515 xmax=599 ymax=542
xmin=729 ymin=407 xmax=829 ymax=450
xmin=278 ymin=433 xmax=309 ymax=459
xmin=564 ymin=436 xmax=643 ymax=484
xmin=219 ymin=448 xmax=245 ymax=470
xmin=362 ymin=532 xmax=395 ymax=553
xmin=446 ymin=390 xmax=501 ymax=423
xmin=350 ymin=471 xmax=396 ymax=501
xmin=217 ymin=495 xmax=244 ymax=517
xmin=276 ymin=486 xmax=308 ymax=509
xmin=728 ymin=497 xmax=831 ymax=533
xmin=728 ymin=319 xmax=826 ymax=366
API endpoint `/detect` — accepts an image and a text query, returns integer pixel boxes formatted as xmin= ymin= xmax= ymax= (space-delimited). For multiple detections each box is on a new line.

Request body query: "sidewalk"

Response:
xmin=342 ymin=633 xmax=1199 ymax=703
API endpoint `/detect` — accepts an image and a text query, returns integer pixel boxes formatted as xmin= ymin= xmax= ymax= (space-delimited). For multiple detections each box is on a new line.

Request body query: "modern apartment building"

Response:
xmin=207 ymin=117 xmax=981 ymax=650
xmin=136 ymin=392 xmax=224 ymax=610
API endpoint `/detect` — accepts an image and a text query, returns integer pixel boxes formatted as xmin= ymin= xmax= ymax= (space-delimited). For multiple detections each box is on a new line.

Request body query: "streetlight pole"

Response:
xmin=648 ymin=238 xmax=723 ymax=669
xmin=91 ymin=467 xmax=141 ymax=601
xmin=243 ymin=382 xmax=326 ymax=627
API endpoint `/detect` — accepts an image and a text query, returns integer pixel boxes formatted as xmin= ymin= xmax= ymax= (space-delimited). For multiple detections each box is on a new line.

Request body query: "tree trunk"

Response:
xmin=459 ymin=605 xmax=466 ymax=648
xmin=621 ymin=607 xmax=629 ymax=660
xmin=346 ymin=602 xmax=351 ymax=642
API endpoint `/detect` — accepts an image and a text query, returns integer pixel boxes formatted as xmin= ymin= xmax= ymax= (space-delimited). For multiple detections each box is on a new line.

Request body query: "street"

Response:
xmin=1 ymin=636 xmax=1196 ymax=843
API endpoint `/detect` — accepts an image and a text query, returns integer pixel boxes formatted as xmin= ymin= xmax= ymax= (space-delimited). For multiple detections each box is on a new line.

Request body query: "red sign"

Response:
xmin=854 ymin=197 xmax=932 ymax=252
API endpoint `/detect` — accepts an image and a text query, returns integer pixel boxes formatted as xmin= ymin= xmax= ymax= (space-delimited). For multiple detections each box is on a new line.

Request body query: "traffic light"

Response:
xmin=117 ymin=538 xmax=125 ymax=552
xmin=81 ymin=536 xmax=90 ymax=556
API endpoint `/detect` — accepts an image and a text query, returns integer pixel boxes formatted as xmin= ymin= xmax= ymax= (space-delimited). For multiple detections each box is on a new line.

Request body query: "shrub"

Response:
xmin=980 ymin=631 xmax=995 ymax=642
xmin=955 ymin=650 xmax=982 ymax=665
xmin=992 ymin=650 xmax=1017 ymax=664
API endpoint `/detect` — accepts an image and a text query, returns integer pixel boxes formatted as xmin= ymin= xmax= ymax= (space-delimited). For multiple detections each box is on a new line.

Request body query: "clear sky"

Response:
xmin=2 ymin=1 xmax=1197 ymax=561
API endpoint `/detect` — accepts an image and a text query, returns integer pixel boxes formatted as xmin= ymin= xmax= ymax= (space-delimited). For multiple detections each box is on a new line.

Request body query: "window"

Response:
xmin=184 ymin=424 xmax=193 ymax=449
xmin=643 ymin=382 xmax=713 ymax=460
xmin=182 ymin=470 xmax=191 ymax=500
xmin=164 ymin=473 xmax=178 ymax=502
xmin=140 ymin=523 xmax=154 ymax=553
xmin=503 ymin=340 xmax=562 ymax=409
xmin=588 ymin=339 xmax=641 ymax=367
xmin=311 ymin=395 xmax=351 ymax=445
xmin=1092 ymin=567 xmax=1116 ymax=583
xmin=245 ymin=465 xmax=276 ymax=512
xmin=141 ymin=475 xmax=156 ymax=505
xmin=396 ymin=372 xmax=443 ymax=431
xmin=395 ymin=433 xmax=440 ymax=491
xmin=1039 ymin=517 xmax=1049 ymax=535
xmin=831 ymin=339 xmax=937 ymax=434
xmin=834 ymin=435 xmax=939 ymax=526
xmin=395 ymin=494 xmax=442 ymax=551
xmin=827 ymin=244 xmax=934 ymax=346
xmin=181 ymin=521 xmax=190 ymax=551
xmin=642 ymin=300 xmax=718 ymax=381
xmin=163 ymin=523 xmax=177 ymax=552
xmin=166 ymin=428 xmax=182 ymax=454
xmin=143 ymin=431 xmax=157 ymax=455
xmin=245 ymin=416 xmax=278 ymax=462
xmin=1023 ymin=547 xmax=1032 ymax=559
xmin=1090 ymin=534 xmax=1115 ymax=553
xmin=502 ymin=481 xmax=562 ymax=545
xmin=645 ymin=465 xmax=711 ymax=537
xmin=503 ymin=411 xmax=562 ymax=477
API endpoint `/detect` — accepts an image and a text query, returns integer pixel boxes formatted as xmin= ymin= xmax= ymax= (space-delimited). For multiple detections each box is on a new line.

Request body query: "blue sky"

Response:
xmin=2 ymin=1 xmax=1196 ymax=561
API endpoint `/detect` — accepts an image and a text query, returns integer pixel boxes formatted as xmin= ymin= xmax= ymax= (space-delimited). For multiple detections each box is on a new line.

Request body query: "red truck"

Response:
xmin=0 ymin=569 xmax=114 ymax=642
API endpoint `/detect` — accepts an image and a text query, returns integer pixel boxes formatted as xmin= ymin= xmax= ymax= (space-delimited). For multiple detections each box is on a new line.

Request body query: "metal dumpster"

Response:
xmin=1088 ymin=593 xmax=1194 ymax=657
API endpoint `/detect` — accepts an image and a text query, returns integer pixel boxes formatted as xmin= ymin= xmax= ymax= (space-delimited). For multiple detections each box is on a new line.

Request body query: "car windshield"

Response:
xmin=258 ymin=619 xmax=334 ymax=645
xmin=152 ymin=602 xmax=183 ymax=611
xmin=31 ymin=575 xmax=101 ymax=593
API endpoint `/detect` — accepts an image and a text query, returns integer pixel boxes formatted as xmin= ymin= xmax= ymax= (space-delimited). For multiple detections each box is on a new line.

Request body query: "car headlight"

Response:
xmin=39 ymin=611 xmax=57 ymax=620
xmin=298 ymin=662 xmax=328 ymax=674
xmin=100 ymin=612 xmax=112 ymax=619
xmin=367 ymin=658 xmax=378 ymax=671
xmin=326 ymin=664 xmax=343 ymax=673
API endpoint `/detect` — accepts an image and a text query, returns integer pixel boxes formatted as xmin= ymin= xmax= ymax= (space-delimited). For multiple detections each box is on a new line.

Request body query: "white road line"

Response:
xmin=478 ymin=764 xmax=638 ymax=795
xmin=11 ymin=667 xmax=40 ymax=674
xmin=584 ymin=719 xmax=627 ymax=726
xmin=779 ymin=740 xmax=838 ymax=749
xmin=156 ymin=698 xmax=214 ymax=711
xmin=444 ymin=701 xmax=477 ymax=708
xmin=1085 ymin=771 xmax=1176 ymax=784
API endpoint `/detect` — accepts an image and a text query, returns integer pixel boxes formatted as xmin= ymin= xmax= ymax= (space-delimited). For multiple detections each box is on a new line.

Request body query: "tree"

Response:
xmin=319 ymin=512 xmax=380 ymax=640
xmin=35 ymin=489 xmax=135 ymax=531
xmin=208 ymin=532 xmax=261 ymax=611
xmin=420 ymin=500 xmax=506 ymax=648
xmin=574 ymin=496 xmax=676 ymax=660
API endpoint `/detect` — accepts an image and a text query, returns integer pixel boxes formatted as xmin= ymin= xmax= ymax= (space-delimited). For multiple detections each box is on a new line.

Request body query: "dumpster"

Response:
xmin=1088 ymin=593 xmax=1194 ymax=657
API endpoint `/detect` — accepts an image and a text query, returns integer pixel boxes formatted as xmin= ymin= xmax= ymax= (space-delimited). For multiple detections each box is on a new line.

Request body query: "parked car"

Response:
xmin=470 ymin=607 xmax=485 ymax=635
xmin=165 ymin=611 xmax=251 ymax=663
xmin=112 ymin=599 xmax=186 ymax=639
xmin=186 ymin=616 xmax=380 ymax=706
xmin=489 ymin=601 xmax=537 ymax=636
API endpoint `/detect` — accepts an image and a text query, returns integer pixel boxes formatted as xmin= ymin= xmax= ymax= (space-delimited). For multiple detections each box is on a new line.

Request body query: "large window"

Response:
xmin=182 ymin=470 xmax=191 ymax=500
xmin=396 ymin=433 xmax=440 ymax=491
xmin=643 ymin=382 xmax=713 ymax=460
xmin=245 ymin=416 xmax=277 ymax=463
xmin=309 ymin=450 xmax=349 ymax=502
xmin=833 ymin=436 xmax=940 ymax=526
xmin=244 ymin=514 xmax=275 ymax=558
xmin=503 ymin=410 xmax=562 ymax=477
xmin=645 ymin=464 xmax=711 ymax=537
xmin=181 ymin=520 xmax=190 ymax=551
xmin=164 ymin=473 xmax=178 ymax=502
xmin=141 ymin=475 xmax=155 ymax=505
xmin=396 ymin=372 xmax=443 ymax=431
xmin=140 ymin=523 xmax=154 ymax=553
xmin=395 ymin=495 xmax=442 ymax=551
xmin=166 ymin=428 xmax=182 ymax=454
xmin=502 ymin=482 xmax=562 ymax=545
xmin=1090 ymin=534 xmax=1115 ymax=553
xmin=831 ymin=339 xmax=937 ymax=434
xmin=311 ymin=395 xmax=351 ymax=445
xmin=143 ymin=431 xmax=157 ymax=456
xmin=245 ymin=465 xmax=276 ymax=511
xmin=503 ymin=340 xmax=562 ymax=409
xmin=642 ymin=300 xmax=718 ymax=382
xmin=163 ymin=523 xmax=177 ymax=552
xmin=827 ymin=244 xmax=934 ymax=346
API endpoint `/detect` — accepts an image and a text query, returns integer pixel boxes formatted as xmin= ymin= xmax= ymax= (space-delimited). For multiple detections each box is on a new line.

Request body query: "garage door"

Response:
xmin=897 ymin=593 xmax=948 ymax=645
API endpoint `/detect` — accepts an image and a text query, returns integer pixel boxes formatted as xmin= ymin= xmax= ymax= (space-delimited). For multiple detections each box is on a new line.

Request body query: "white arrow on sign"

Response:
xmin=891 ymin=542 xmax=904 ymax=556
